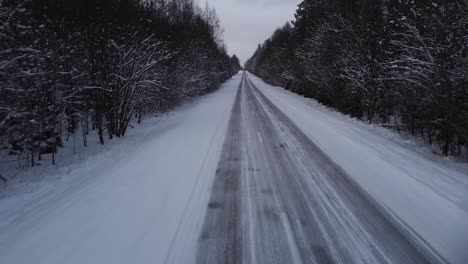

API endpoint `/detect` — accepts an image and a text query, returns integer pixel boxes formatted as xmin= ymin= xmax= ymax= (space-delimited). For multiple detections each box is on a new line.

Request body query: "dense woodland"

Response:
xmin=0 ymin=0 xmax=240 ymax=168
xmin=246 ymin=0 xmax=468 ymax=156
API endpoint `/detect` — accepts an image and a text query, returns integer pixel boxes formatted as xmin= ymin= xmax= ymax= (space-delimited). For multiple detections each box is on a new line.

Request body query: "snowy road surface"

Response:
xmin=1 ymin=72 xmax=467 ymax=264
xmin=197 ymin=73 xmax=450 ymax=264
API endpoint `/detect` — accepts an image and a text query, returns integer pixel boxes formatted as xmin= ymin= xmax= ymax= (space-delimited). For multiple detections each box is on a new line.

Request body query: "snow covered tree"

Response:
xmin=0 ymin=0 xmax=239 ymax=168
xmin=246 ymin=0 xmax=467 ymax=156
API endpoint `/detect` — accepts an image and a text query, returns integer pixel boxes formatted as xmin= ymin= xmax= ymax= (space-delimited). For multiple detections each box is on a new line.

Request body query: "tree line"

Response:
xmin=246 ymin=0 xmax=467 ymax=156
xmin=0 ymin=0 xmax=241 ymax=168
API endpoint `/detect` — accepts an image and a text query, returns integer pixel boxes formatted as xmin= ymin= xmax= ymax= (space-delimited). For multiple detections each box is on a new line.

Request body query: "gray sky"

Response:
xmin=200 ymin=0 xmax=301 ymax=64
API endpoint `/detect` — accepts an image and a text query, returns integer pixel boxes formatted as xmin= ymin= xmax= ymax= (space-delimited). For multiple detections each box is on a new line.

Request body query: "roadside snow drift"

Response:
xmin=0 ymin=73 xmax=242 ymax=264
xmin=247 ymin=72 xmax=468 ymax=264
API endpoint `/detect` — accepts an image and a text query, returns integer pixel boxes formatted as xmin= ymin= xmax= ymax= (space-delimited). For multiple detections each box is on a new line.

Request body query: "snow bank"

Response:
xmin=0 ymin=73 xmax=242 ymax=264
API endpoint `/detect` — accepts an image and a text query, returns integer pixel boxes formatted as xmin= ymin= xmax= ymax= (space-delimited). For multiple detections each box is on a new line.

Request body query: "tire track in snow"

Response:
xmin=196 ymin=77 xmax=244 ymax=264
xmin=196 ymin=72 xmax=442 ymax=264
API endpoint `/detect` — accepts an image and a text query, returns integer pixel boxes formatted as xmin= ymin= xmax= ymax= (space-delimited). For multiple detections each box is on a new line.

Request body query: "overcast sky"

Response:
xmin=199 ymin=0 xmax=301 ymax=64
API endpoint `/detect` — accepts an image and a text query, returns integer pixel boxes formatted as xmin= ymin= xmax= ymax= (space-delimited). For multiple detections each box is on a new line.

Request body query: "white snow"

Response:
xmin=1 ymin=70 xmax=467 ymax=264
xmin=247 ymin=72 xmax=468 ymax=264
xmin=0 ymin=73 xmax=242 ymax=264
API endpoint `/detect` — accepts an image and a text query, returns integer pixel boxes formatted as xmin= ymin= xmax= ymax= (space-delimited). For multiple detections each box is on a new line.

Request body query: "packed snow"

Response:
xmin=247 ymin=72 xmax=468 ymax=264
xmin=0 ymin=73 xmax=242 ymax=264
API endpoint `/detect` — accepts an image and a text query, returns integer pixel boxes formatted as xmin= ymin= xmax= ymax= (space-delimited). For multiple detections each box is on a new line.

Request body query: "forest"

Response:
xmin=0 ymin=0 xmax=241 ymax=168
xmin=246 ymin=0 xmax=468 ymax=156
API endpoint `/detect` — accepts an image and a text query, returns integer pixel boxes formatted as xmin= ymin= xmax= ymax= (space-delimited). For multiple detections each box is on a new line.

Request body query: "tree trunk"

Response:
xmin=82 ymin=115 xmax=88 ymax=147
xmin=443 ymin=143 xmax=449 ymax=156
xmin=97 ymin=113 xmax=105 ymax=145
xmin=0 ymin=174 xmax=7 ymax=183
xmin=442 ymin=130 xmax=450 ymax=156
xmin=394 ymin=116 xmax=400 ymax=133
xmin=73 ymin=132 xmax=76 ymax=155
xmin=31 ymin=151 xmax=35 ymax=167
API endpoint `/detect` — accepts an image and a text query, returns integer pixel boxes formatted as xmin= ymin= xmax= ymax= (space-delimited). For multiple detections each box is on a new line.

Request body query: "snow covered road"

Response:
xmin=248 ymin=73 xmax=468 ymax=264
xmin=197 ymin=73 xmax=449 ymax=264
xmin=1 ymin=71 xmax=467 ymax=264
